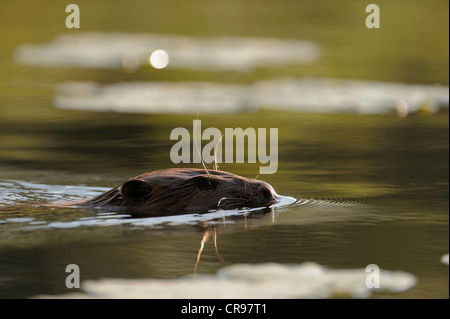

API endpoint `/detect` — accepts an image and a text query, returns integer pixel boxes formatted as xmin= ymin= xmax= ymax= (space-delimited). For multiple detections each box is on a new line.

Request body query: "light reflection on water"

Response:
xmin=0 ymin=179 xmax=109 ymax=206
xmin=0 ymin=163 xmax=448 ymax=299
xmin=53 ymin=78 xmax=449 ymax=115
xmin=0 ymin=178 xmax=297 ymax=229
xmin=1 ymin=2 xmax=448 ymax=298
xmin=0 ymin=111 xmax=447 ymax=298
xmin=15 ymin=33 xmax=320 ymax=72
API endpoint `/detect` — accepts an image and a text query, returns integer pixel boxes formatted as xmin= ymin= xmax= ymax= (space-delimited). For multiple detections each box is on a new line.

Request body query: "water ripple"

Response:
xmin=0 ymin=179 xmax=297 ymax=229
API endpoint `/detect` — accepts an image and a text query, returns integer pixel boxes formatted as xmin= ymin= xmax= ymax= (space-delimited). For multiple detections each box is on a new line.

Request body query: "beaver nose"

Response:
xmin=259 ymin=181 xmax=277 ymax=200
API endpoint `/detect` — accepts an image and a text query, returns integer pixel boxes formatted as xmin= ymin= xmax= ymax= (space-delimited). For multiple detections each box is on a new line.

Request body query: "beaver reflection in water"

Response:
xmin=67 ymin=168 xmax=278 ymax=214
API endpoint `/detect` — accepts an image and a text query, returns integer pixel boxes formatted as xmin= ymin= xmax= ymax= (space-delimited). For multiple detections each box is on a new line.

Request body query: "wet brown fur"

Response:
xmin=59 ymin=168 xmax=278 ymax=215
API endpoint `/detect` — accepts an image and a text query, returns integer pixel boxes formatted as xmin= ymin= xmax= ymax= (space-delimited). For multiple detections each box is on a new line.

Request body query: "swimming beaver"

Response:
xmin=61 ymin=168 xmax=278 ymax=214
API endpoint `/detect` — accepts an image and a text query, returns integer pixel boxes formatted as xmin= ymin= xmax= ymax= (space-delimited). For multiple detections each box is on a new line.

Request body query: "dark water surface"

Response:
xmin=0 ymin=112 xmax=448 ymax=298
xmin=0 ymin=0 xmax=448 ymax=299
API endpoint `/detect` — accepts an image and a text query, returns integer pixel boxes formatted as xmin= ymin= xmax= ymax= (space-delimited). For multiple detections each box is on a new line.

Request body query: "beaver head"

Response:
xmin=79 ymin=168 xmax=278 ymax=214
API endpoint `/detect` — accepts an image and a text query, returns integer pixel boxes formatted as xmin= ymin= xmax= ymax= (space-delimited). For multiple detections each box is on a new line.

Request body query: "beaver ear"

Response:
xmin=120 ymin=179 xmax=152 ymax=205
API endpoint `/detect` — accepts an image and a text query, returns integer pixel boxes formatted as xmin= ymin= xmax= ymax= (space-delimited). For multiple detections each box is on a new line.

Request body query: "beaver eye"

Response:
xmin=195 ymin=177 xmax=217 ymax=190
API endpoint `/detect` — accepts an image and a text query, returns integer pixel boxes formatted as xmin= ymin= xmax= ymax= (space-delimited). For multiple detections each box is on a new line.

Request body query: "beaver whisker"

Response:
xmin=213 ymin=133 xmax=224 ymax=171
xmin=55 ymin=168 xmax=279 ymax=215
xmin=193 ymin=114 xmax=210 ymax=175
xmin=217 ymin=197 xmax=246 ymax=209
